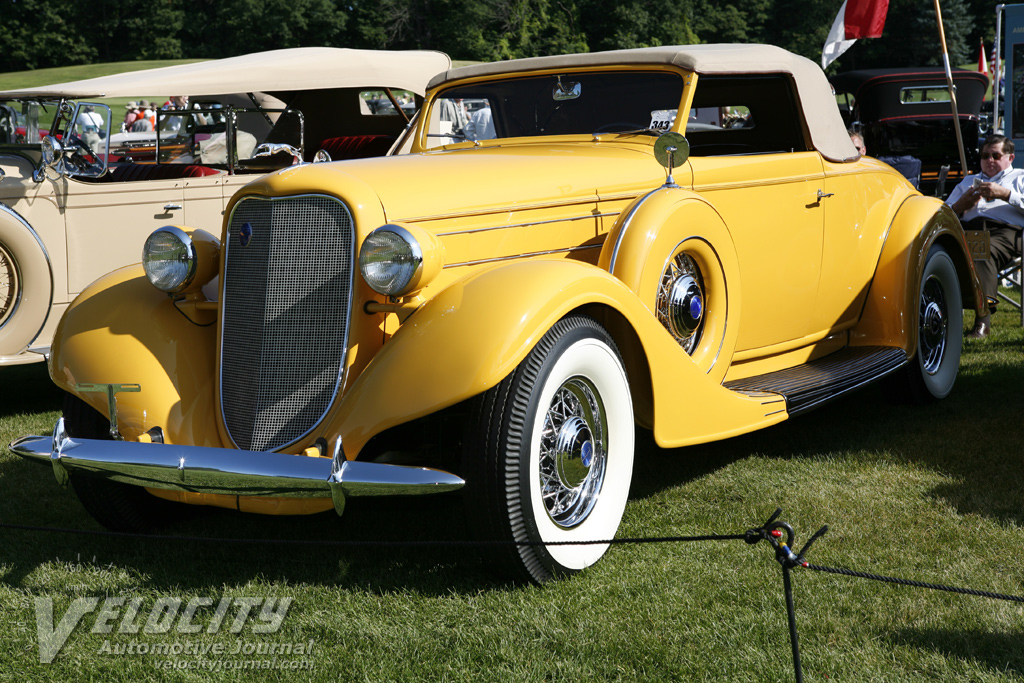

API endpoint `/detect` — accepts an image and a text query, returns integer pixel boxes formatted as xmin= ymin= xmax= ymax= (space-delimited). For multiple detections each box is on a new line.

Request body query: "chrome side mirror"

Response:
xmin=654 ymin=132 xmax=690 ymax=188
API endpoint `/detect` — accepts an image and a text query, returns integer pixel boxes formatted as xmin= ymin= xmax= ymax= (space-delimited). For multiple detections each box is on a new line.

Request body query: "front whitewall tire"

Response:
xmin=525 ymin=337 xmax=634 ymax=571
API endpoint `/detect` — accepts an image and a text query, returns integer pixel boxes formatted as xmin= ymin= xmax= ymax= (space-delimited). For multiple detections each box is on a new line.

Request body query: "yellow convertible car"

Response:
xmin=12 ymin=44 xmax=983 ymax=583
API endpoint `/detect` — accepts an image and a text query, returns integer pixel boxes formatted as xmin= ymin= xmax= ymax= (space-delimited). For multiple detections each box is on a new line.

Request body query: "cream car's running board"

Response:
xmin=724 ymin=346 xmax=908 ymax=415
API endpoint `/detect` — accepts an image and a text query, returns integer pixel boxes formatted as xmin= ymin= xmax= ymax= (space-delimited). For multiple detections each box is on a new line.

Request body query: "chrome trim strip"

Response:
xmin=10 ymin=421 xmax=464 ymax=517
xmin=608 ymin=188 xmax=662 ymax=273
xmin=0 ymin=202 xmax=54 ymax=344
xmin=399 ymin=196 xmax=622 ymax=223
xmin=436 ymin=212 xmax=621 ymax=237
xmin=219 ymin=193 xmax=355 ymax=452
xmin=443 ymin=243 xmax=602 ymax=269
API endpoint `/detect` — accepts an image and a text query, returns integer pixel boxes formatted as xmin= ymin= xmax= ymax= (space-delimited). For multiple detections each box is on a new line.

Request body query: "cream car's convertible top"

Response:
xmin=0 ymin=47 xmax=451 ymax=100
xmin=429 ymin=44 xmax=857 ymax=163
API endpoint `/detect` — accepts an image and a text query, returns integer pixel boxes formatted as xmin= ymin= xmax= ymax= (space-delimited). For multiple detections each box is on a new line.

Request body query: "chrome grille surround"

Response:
xmin=220 ymin=194 xmax=355 ymax=452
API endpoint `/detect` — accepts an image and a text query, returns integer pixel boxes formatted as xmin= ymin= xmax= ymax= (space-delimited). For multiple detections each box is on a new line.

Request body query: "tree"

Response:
xmin=0 ymin=0 xmax=96 ymax=72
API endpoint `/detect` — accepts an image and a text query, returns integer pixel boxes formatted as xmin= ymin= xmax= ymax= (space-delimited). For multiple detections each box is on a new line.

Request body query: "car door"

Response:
xmin=61 ymin=175 xmax=187 ymax=296
xmin=685 ymin=74 xmax=826 ymax=354
xmin=692 ymin=152 xmax=825 ymax=353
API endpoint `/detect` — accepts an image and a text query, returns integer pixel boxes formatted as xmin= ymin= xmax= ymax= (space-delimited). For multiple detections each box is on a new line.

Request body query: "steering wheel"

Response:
xmin=66 ymin=135 xmax=101 ymax=173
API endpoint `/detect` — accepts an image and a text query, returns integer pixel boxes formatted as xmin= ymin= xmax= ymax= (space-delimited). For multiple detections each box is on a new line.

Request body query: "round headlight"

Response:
xmin=359 ymin=225 xmax=423 ymax=296
xmin=143 ymin=226 xmax=197 ymax=293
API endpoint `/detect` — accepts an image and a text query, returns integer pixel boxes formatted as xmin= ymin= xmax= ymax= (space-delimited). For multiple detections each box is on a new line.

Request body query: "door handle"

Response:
xmin=816 ymin=190 xmax=834 ymax=201
xmin=163 ymin=204 xmax=182 ymax=211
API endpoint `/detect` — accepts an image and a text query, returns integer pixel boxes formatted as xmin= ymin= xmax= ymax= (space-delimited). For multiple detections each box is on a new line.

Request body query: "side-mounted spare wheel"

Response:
xmin=0 ymin=211 xmax=53 ymax=359
xmin=462 ymin=316 xmax=634 ymax=583
xmin=889 ymin=244 xmax=963 ymax=402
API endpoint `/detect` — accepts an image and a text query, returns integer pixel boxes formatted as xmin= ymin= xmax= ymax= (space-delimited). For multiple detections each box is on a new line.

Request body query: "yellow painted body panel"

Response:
xmin=319 ymin=259 xmax=785 ymax=456
xmin=49 ymin=265 xmax=223 ymax=447
xmin=45 ymin=59 xmax=983 ymax=517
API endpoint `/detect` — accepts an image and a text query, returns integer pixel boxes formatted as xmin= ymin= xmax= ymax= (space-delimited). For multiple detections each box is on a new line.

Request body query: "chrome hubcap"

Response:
xmin=539 ymin=376 xmax=607 ymax=528
xmin=658 ymin=252 xmax=704 ymax=353
xmin=920 ymin=274 xmax=947 ymax=375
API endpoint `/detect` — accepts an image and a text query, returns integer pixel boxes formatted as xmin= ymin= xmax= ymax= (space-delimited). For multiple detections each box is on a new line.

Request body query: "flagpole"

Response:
xmin=934 ymin=0 xmax=970 ymax=176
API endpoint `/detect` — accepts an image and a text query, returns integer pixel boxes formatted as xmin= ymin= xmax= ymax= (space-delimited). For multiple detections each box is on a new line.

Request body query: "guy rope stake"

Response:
xmin=745 ymin=509 xmax=828 ymax=683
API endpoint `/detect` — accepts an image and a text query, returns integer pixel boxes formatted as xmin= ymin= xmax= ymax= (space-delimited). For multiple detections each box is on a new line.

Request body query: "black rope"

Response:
xmin=804 ymin=563 xmax=1024 ymax=603
xmin=0 ymin=521 xmax=746 ymax=547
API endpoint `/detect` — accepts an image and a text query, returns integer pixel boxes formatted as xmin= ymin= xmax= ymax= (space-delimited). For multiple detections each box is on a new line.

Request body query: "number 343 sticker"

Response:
xmin=648 ymin=109 xmax=677 ymax=131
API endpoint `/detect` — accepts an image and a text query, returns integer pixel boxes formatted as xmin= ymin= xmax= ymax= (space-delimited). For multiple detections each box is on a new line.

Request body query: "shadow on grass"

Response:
xmin=887 ymin=626 xmax=1024 ymax=676
xmin=630 ymin=332 xmax=1024 ymax=529
xmin=0 ymin=361 xmax=63 ymax=416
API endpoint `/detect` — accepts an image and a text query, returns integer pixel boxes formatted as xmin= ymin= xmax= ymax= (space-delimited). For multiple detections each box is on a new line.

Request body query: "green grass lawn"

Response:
xmin=0 ymin=60 xmax=207 ymax=91
xmin=1 ymin=301 xmax=1021 ymax=681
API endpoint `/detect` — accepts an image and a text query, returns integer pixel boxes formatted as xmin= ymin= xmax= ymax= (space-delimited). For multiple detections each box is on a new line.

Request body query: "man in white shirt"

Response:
xmin=463 ymin=103 xmax=495 ymax=142
xmin=946 ymin=134 xmax=1024 ymax=338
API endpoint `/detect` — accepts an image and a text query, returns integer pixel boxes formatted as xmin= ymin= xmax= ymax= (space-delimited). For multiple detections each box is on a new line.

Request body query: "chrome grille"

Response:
xmin=220 ymin=195 xmax=354 ymax=451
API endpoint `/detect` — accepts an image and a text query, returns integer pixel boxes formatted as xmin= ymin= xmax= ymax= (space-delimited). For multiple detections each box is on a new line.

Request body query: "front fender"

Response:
xmin=49 ymin=265 xmax=222 ymax=446
xmin=328 ymin=259 xmax=782 ymax=457
xmin=852 ymin=196 xmax=982 ymax=351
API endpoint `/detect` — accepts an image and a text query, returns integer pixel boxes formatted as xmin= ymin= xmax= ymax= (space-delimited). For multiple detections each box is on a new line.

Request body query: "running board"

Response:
xmin=724 ymin=346 xmax=908 ymax=416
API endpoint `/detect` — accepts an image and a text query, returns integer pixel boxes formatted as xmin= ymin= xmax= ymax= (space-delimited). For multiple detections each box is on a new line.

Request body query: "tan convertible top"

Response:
xmin=0 ymin=47 xmax=451 ymax=100
xmin=428 ymin=44 xmax=858 ymax=163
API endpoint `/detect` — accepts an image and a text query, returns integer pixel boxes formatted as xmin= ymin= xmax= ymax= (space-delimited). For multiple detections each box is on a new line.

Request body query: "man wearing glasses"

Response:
xmin=947 ymin=134 xmax=1024 ymax=338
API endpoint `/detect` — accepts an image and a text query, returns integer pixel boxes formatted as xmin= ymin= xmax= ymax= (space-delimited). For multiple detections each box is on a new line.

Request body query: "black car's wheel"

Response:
xmin=463 ymin=316 xmax=634 ymax=583
xmin=64 ymin=394 xmax=177 ymax=532
xmin=892 ymin=244 xmax=962 ymax=402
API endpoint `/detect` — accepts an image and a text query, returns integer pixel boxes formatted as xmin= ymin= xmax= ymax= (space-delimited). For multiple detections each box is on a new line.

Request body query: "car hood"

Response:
xmin=241 ymin=141 xmax=671 ymax=225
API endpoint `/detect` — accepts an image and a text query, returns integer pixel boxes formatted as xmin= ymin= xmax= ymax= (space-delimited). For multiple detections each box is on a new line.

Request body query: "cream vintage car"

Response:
xmin=0 ymin=47 xmax=450 ymax=366
xmin=12 ymin=45 xmax=983 ymax=583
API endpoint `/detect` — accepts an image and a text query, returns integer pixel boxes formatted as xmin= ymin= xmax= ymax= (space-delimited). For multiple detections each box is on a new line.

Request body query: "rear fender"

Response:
xmin=852 ymin=196 xmax=982 ymax=351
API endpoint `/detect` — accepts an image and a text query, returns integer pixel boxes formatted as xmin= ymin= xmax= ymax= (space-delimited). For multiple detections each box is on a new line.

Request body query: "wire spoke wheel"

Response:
xmin=538 ymin=376 xmax=607 ymax=528
xmin=918 ymin=273 xmax=948 ymax=375
xmin=888 ymin=244 xmax=962 ymax=403
xmin=657 ymin=251 xmax=705 ymax=353
xmin=0 ymin=242 xmax=19 ymax=328
xmin=463 ymin=316 xmax=634 ymax=583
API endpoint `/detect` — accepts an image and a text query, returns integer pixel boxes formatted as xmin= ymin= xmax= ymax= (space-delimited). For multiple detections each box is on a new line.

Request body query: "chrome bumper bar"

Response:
xmin=9 ymin=418 xmax=464 ymax=516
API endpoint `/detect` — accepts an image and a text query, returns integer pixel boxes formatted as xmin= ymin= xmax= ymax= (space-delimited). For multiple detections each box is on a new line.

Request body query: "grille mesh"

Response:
xmin=220 ymin=195 xmax=354 ymax=451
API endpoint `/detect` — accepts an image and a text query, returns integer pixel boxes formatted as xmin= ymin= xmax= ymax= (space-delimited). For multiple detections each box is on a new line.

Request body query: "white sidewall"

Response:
xmin=0 ymin=210 xmax=53 ymax=358
xmin=527 ymin=337 xmax=634 ymax=570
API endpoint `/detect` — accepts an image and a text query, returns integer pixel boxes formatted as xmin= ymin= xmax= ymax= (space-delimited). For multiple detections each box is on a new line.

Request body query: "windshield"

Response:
xmin=425 ymin=71 xmax=684 ymax=148
xmin=0 ymin=100 xmax=54 ymax=145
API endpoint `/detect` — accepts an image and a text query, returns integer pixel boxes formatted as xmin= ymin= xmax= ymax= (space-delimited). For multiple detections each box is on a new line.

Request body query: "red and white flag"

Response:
xmin=979 ymin=39 xmax=989 ymax=75
xmin=822 ymin=0 xmax=890 ymax=69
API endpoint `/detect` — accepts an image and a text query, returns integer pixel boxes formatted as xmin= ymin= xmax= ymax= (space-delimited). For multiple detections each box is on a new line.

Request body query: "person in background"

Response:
xmin=849 ymin=129 xmax=866 ymax=156
xmin=946 ymin=133 xmax=1024 ymax=338
xmin=122 ymin=101 xmax=140 ymax=130
xmin=463 ymin=101 xmax=495 ymax=141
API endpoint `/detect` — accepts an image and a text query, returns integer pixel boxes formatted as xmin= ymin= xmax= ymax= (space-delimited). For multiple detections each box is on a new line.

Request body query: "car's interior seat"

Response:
xmin=316 ymin=135 xmax=396 ymax=161
xmin=84 ymin=164 xmax=224 ymax=182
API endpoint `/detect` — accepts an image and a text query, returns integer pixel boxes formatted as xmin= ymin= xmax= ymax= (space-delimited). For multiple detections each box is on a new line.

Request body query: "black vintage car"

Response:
xmin=831 ymin=67 xmax=990 ymax=198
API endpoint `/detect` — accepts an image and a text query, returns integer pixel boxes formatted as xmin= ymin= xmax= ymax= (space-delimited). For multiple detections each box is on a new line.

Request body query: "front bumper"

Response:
xmin=10 ymin=419 xmax=464 ymax=515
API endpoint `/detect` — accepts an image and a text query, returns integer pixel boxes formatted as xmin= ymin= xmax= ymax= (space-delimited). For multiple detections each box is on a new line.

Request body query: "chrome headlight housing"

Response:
xmin=40 ymin=135 xmax=62 ymax=167
xmin=141 ymin=226 xmax=225 ymax=295
xmin=359 ymin=224 xmax=430 ymax=296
